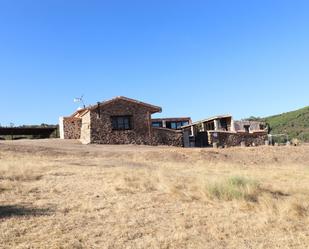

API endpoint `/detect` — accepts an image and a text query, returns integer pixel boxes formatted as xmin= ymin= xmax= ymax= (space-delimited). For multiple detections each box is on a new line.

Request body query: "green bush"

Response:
xmin=206 ymin=176 xmax=259 ymax=201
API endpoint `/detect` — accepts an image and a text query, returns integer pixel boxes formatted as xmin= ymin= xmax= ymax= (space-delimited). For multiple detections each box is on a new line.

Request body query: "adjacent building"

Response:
xmin=182 ymin=115 xmax=268 ymax=147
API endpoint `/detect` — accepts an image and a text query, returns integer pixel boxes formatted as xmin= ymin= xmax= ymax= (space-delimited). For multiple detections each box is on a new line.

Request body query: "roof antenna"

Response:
xmin=74 ymin=95 xmax=86 ymax=109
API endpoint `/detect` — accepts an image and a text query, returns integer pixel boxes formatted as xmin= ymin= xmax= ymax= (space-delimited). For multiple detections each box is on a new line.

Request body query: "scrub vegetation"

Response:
xmin=250 ymin=106 xmax=309 ymax=142
xmin=0 ymin=139 xmax=308 ymax=248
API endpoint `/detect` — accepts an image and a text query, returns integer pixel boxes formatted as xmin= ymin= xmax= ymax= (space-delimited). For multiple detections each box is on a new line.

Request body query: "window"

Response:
xmin=152 ymin=122 xmax=162 ymax=127
xmin=181 ymin=121 xmax=189 ymax=126
xmin=244 ymin=125 xmax=250 ymax=133
xmin=220 ymin=119 xmax=228 ymax=131
xmin=166 ymin=121 xmax=189 ymax=130
xmin=171 ymin=122 xmax=177 ymax=129
xmin=111 ymin=116 xmax=132 ymax=130
xmin=205 ymin=122 xmax=215 ymax=131
xmin=176 ymin=122 xmax=183 ymax=129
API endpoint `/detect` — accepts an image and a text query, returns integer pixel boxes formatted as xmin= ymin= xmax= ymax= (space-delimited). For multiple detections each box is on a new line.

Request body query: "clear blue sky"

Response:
xmin=0 ymin=0 xmax=308 ymax=126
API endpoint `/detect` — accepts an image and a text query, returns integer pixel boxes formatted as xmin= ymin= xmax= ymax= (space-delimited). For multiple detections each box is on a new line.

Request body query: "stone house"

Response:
xmin=182 ymin=115 xmax=268 ymax=147
xmin=59 ymin=96 xmax=183 ymax=146
xmin=59 ymin=96 xmax=268 ymax=148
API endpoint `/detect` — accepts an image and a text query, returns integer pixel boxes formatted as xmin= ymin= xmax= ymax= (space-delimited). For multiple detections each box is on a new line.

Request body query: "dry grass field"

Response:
xmin=0 ymin=139 xmax=308 ymax=249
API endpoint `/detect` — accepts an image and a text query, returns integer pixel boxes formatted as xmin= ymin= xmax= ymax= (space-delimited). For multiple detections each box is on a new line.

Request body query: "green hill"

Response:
xmin=263 ymin=106 xmax=309 ymax=142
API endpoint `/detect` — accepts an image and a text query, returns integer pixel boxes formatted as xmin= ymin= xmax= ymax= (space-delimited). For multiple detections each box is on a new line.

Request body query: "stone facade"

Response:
xmin=152 ymin=127 xmax=183 ymax=147
xmin=233 ymin=120 xmax=267 ymax=132
xmin=61 ymin=97 xmax=185 ymax=146
xmin=208 ymin=131 xmax=268 ymax=147
xmin=61 ymin=117 xmax=82 ymax=139
xmin=60 ymin=96 xmax=269 ymax=148
xmin=81 ymin=99 xmax=154 ymax=145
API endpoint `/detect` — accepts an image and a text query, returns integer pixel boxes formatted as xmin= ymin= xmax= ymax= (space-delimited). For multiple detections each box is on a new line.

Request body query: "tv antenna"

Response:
xmin=74 ymin=95 xmax=86 ymax=108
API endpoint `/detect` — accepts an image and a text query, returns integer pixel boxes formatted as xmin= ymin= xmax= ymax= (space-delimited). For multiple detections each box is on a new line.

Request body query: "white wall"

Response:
xmin=59 ymin=117 xmax=64 ymax=139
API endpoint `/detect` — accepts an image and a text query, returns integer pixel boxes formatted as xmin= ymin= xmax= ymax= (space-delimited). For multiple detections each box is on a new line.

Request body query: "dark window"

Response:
xmin=177 ymin=122 xmax=183 ymax=129
xmin=244 ymin=125 xmax=250 ymax=133
xmin=205 ymin=121 xmax=215 ymax=130
xmin=152 ymin=121 xmax=162 ymax=127
xmin=220 ymin=119 xmax=228 ymax=131
xmin=111 ymin=116 xmax=132 ymax=130
xmin=171 ymin=122 xmax=177 ymax=129
xmin=181 ymin=121 xmax=189 ymax=126
xmin=166 ymin=121 xmax=189 ymax=130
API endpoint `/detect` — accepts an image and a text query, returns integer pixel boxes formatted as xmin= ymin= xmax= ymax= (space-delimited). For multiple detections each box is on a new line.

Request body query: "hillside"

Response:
xmin=264 ymin=106 xmax=309 ymax=142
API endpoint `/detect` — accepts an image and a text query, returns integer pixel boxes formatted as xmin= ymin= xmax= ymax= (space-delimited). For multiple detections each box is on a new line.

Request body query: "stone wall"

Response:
xmin=209 ymin=131 xmax=268 ymax=147
xmin=152 ymin=127 xmax=183 ymax=147
xmin=62 ymin=117 xmax=82 ymax=139
xmin=233 ymin=120 xmax=267 ymax=132
xmin=88 ymin=99 xmax=154 ymax=145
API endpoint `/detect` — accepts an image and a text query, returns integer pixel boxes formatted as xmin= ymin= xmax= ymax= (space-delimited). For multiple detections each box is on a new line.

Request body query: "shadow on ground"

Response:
xmin=0 ymin=205 xmax=53 ymax=218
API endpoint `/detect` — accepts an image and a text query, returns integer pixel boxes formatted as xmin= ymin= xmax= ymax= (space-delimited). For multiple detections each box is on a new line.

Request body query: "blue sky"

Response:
xmin=0 ymin=0 xmax=308 ymax=125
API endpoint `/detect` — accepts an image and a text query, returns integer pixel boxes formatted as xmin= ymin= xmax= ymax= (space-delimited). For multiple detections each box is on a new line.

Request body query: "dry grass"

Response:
xmin=0 ymin=139 xmax=309 ymax=248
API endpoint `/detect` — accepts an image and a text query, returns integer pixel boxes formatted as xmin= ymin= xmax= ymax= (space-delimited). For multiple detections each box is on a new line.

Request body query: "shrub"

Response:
xmin=291 ymin=138 xmax=301 ymax=146
xmin=206 ymin=176 xmax=260 ymax=201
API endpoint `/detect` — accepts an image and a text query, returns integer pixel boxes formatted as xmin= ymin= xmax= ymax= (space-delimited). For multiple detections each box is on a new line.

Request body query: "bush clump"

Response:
xmin=206 ymin=176 xmax=260 ymax=201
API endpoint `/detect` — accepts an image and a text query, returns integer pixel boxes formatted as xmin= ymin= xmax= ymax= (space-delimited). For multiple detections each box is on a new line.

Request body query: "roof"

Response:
xmin=71 ymin=96 xmax=162 ymax=117
xmin=181 ymin=114 xmax=232 ymax=128
xmin=72 ymin=109 xmax=90 ymax=118
xmin=151 ymin=117 xmax=191 ymax=122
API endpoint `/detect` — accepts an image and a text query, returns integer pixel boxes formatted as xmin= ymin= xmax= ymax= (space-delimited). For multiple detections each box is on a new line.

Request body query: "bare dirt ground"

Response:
xmin=0 ymin=139 xmax=308 ymax=249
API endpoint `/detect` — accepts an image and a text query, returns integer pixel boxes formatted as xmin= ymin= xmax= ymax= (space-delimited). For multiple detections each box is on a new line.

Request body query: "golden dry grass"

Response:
xmin=0 ymin=139 xmax=308 ymax=248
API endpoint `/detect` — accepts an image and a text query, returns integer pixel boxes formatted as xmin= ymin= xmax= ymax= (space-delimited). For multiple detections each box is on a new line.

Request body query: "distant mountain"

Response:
xmin=263 ymin=106 xmax=309 ymax=142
